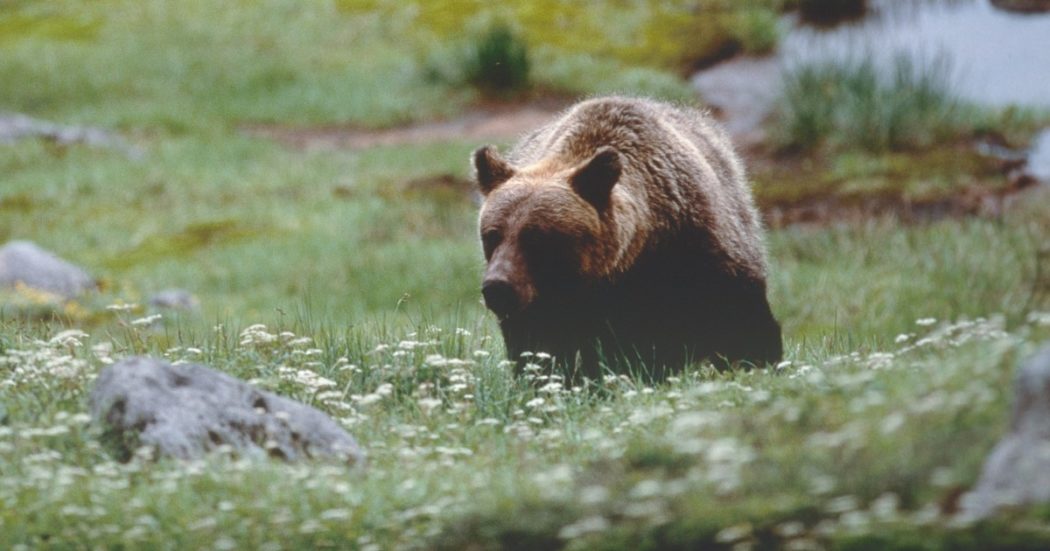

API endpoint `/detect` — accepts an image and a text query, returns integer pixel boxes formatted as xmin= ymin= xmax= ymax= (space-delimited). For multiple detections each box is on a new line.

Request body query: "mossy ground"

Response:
xmin=2 ymin=1 xmax=1050 ymax=549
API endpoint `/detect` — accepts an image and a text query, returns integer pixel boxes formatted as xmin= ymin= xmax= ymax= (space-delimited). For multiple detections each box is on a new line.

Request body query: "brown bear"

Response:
xmin=473 ymin=96 xmax=781 ymax=381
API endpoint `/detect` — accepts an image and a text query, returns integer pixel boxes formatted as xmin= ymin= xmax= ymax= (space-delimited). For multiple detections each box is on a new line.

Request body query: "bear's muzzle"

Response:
xmin=481 ymin=278 xmax=521 ymax=319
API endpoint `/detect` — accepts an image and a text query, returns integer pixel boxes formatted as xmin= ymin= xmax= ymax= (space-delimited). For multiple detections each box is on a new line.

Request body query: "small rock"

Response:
xmin=148 ymin=288 xmax=200 ymax=311
xmin=0 ymin=240 xmax=96 ymax=300
xmin=1026 ymin=128 xmax=1050 ymax=184
xmin=960 ymin=344 xmax=1050 ymax=519
xmin=90 ymin=357 xmax=363 ymax=465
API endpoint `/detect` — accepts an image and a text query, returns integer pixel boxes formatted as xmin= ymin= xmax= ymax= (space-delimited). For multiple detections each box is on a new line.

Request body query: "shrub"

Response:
xmin=463 ymin=22 xmax=531 ymax=96
xmin=421 ymin=21 xmax=531 ymax=98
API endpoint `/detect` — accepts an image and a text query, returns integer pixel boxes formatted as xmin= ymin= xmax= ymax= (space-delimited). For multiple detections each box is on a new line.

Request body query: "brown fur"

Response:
xmin=473 ymin=96 xmax=781 ymax=381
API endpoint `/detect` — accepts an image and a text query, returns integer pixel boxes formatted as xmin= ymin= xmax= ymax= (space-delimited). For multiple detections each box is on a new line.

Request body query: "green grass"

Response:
xmin=3 ymin=0 xmax=1050 ymax=549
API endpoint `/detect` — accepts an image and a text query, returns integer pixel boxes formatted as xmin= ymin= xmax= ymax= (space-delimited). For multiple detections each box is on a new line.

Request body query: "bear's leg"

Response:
xmin=711 ymin=287 xmax=782 ymax=367
xmin=587 ymin=318 xmax=688 ymax=382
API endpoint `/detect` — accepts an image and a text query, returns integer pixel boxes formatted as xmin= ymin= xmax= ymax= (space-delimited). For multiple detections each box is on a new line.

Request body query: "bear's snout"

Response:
xmin=481 ymin=279 xmax=522 ymax=318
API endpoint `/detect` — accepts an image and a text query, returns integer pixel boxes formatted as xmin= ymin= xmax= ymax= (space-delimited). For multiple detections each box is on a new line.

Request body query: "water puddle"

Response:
xmin=782 ymin=0 xmax=1050 ymax=109
xmin=693 ymin=0 xmax=1050 ymax=143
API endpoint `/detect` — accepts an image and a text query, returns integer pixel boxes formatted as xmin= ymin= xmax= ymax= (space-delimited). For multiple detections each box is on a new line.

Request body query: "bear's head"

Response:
xmin=472 ymin=145 xmax=622 ymax=321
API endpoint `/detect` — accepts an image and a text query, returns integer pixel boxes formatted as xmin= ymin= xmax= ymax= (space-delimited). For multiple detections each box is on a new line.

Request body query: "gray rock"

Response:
xmin=90 ymin=357 xmax=363 ymax=465
xmin=0 ymin=240 xmax=96 ymax=299
xmin=691 ymin=56 xmax=781 ymax=147
xmin=961 ymin=345 xmax=1050 ymax=519
xmin=148 ymin=288 xmax=200 ymax=311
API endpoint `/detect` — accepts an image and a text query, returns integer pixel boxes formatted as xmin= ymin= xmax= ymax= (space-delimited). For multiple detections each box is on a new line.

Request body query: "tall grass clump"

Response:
xmin=777 ymin=53 xmax=961 ymax=152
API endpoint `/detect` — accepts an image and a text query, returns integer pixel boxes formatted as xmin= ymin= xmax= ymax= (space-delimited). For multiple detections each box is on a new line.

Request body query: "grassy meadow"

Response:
xmin=2 ymin=1 xmax=1050 ymax=549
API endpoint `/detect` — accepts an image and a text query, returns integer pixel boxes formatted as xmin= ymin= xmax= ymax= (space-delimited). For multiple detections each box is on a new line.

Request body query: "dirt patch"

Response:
xmin=243 ymin=99 xmax=568 ymax=151
xmin=761 ymin=178 xmax=1040 ymax=228
xmin=750 ymin=141 xmax=1045 ymax=228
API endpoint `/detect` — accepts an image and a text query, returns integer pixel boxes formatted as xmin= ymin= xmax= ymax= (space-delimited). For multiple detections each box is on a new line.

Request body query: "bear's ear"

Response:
xmin=473 ymin=146 xmax=515 ymax=196
xmin=570 ymin=146 xmax=621 ymax=209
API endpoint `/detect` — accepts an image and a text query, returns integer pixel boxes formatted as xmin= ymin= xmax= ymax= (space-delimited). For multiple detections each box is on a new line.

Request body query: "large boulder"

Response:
xmin=90 ymin=357 xmax=363 ymax=465
xmin=961 ymin=345 xmax=1050 ymax=519
xmin=0 ymin=240 xmax=95 ymax=299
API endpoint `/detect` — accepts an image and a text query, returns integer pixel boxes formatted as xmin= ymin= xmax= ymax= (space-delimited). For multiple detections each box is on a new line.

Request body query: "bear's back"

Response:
xmin=509 ymin=96 xmax=767 ymax=280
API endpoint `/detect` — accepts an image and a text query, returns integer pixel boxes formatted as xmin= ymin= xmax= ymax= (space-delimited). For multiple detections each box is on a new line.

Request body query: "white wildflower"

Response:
xmin=578 ymin=485 xmax=609 ymax=505
xmin=1028 ymin=311 xmax=1050 ymax=326
xmin=418 ymin=398 xmax=442 ymax=414
xmin=825 ymin=495 xmax=860 ymax=514
xmin=774 ymin=521 xmax=806 ymax=538
xmin=131 ymin=314 xmax=162 ymax=327
xmin=320 ymin=508 xmax=351 ymax=521
xmin=629 ymin=479 xmax=663 ymax=499
xmin=870 ymin=493 xmax=900 ymax=520
xmin=558 ymin=516 xmax=609 ymax=539
xmin=239 ymin=324 xmax=277 ymax=346
xmin=49 ymin=329 xmax=89 ymax=347
xmin=715 ymin=523 xmax=752 ymax=544
xmin=880 ymin=412 xmax=905 ymax=434
xmin=538 ymin=381 xmax=563 ymax=394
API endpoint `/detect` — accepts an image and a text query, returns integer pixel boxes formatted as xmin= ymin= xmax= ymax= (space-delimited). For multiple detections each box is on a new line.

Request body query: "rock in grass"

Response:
xmin=148 ymin=288 xmax=200 ymax=311
xmin=0 ymin=240 xmax=96 ymax=300
xmin=0 ymin=112 xmax=142 ymax=158
xmin=90 ymin=357 xmax=363 ymax=465
xmin=961 ymin=344 xmax=1050 ymax=519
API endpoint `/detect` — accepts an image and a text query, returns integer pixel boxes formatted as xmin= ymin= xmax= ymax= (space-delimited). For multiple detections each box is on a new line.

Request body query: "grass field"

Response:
xmin=3 ymin=1 xmax=1050 ymax=549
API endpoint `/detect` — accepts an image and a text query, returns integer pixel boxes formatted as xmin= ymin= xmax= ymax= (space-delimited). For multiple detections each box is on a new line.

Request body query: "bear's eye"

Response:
xmin=519 ymin=227 xmax=579 ymax=275
xmin=518 ymin=227 xmax=554 ymax=252
xmin=481 ymin=230 xmax=502 ymax=260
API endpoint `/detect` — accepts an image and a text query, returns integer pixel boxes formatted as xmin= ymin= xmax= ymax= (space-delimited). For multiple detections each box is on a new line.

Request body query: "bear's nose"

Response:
xmin=482 ymin=279 xmax=520 ymax=318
